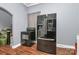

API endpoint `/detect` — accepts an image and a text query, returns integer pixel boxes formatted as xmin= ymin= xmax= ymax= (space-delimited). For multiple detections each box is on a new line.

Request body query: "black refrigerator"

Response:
xmin=37 ymin=13 xmax=56 ymax=54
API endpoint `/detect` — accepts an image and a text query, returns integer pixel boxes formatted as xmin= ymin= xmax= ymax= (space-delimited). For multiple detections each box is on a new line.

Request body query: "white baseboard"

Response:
xmin=12 ymin=43 xmax=21 ymax=49
xmin=12 ymin=43 xmax=75 ymax=49
xmin=57 ymin=44 xmax=75 ymax=49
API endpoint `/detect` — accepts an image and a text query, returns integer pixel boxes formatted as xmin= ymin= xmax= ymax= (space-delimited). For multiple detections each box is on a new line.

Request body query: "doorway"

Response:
xmin=0 ymin=7 xmax=12 ymax=46
xmin=28 ymin=12 xmax=40 ymax=43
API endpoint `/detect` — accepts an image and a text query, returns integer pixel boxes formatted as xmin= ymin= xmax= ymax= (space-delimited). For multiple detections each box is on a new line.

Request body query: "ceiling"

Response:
xmin=24 ymin=3 xmax=40 ymax=7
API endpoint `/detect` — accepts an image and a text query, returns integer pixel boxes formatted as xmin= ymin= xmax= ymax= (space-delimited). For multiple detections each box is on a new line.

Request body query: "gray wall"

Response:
xmin=0 ymin=3 xmax=28 ymax=46
xmin=0 ymin=8 xmax=12 ymax=31
xmin=27 ymin=3 xmax=79 ymax=46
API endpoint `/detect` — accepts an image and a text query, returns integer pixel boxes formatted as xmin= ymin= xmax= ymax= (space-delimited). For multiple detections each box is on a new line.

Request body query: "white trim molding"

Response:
xmin=57 ymin=44 xmax=75 ymax=49
xmin=12 ymin=43 xmax=21 ymax=49
xmin=24 ymin=3 xmax=40 ymax=7
xmin=12 ymin=43 xmax=75 ymax=49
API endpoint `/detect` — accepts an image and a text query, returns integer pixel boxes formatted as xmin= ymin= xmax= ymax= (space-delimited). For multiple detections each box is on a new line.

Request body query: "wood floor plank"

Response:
xmin=0 ymin=44 xmax=74 ymax=55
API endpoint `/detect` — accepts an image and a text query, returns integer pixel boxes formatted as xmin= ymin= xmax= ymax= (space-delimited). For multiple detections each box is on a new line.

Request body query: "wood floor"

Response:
xmin=56 ymin=48 xmax=75 ymax=55
xmin=0 ymin=44 xmax=75 ymax=55
xmin=0 ymin=44 xmax=49 ymax=55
